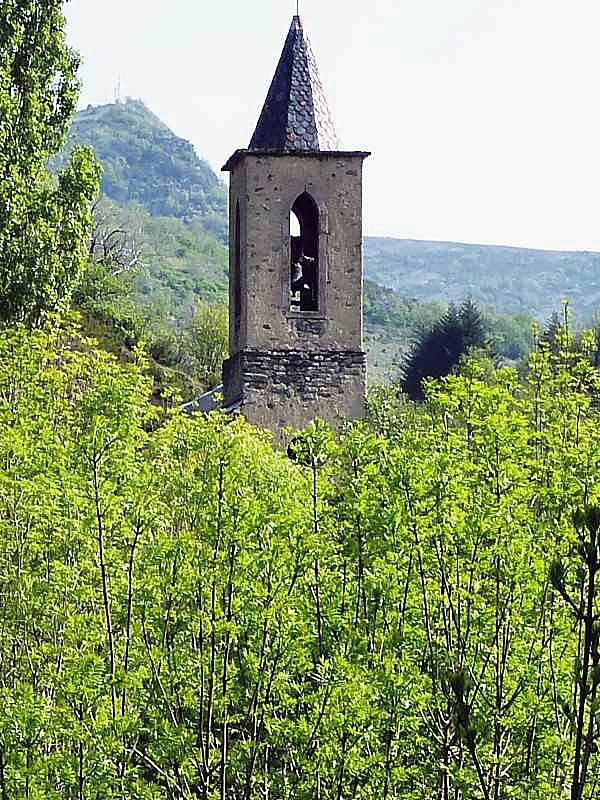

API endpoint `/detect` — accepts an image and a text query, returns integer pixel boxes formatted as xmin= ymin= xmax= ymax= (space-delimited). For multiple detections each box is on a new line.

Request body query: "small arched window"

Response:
xmin=234 ymin=200 xmax=242 ymax=339
xmin=289 ymin=193 xmax=319 ymax=313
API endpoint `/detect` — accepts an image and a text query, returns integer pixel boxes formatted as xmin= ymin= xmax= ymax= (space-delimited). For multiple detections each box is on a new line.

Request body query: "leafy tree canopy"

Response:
xmin=0 ymin=320 xmax=599 ymax=797
xmin=0 ymin=0 xmax=100 ymax=326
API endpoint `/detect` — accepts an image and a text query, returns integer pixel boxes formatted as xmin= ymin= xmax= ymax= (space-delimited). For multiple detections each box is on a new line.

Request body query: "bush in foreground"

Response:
xmin=0 ymin=322 xmax=599 ymax=798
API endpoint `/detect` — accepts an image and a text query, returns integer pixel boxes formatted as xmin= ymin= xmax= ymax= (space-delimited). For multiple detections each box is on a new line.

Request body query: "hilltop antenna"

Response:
xmin=114 ymin=75 xmax=121 ymax=104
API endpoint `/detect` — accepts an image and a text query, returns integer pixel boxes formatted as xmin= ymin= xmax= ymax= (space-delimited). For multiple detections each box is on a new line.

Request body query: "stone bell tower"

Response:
xmin=222 ymin=15 xmax=370 ymax=434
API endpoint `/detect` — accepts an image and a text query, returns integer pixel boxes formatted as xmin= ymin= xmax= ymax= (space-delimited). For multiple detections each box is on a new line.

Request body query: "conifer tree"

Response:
xmin=402 ymin=298 xmax=488 ymax=401
xmin=540 ymin=310 xmax=565 ymax=354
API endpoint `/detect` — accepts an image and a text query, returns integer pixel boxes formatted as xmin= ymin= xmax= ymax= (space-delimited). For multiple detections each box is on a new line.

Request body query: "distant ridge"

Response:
xmin=368 ymin=236 xmax=600 ymax=255
xmin=364 ymin=237 xmax=600 ymax=321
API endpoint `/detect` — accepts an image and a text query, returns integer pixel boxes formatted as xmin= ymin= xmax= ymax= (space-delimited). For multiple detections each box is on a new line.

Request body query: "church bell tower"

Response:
xmin=222 ymin=15 xmax=370 ymax=435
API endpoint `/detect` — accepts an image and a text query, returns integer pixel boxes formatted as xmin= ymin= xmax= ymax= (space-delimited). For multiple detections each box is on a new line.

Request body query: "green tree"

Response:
xmin=182 ymin=299 xmax=229 ymax=389
xmin=550 ymin=507 xmax=600 ymax=800
xmin=0 ymin=0 xmax=100 ymax=326
xmin=4 ymin=314 xmax=600 ymax=797
xmin=402 ymin=298 xmax=489 ymax=401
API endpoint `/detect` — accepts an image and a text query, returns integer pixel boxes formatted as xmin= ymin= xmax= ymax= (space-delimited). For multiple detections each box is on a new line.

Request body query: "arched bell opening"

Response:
xmin=289 ymin=192 xmax=319 ymax=313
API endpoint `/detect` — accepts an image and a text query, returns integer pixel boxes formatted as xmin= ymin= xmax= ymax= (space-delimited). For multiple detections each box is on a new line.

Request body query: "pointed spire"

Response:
xmin=249 ymin=16 xmax=339 ymax=152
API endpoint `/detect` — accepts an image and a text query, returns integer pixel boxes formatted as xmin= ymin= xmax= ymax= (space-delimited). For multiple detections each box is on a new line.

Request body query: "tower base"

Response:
xmin=223 ymin=349 xmax=366 ymax=437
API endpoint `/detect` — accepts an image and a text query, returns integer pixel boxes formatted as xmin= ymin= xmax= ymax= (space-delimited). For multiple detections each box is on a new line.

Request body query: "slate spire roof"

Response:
xmin=249 ymin=16 xmax=339 ymax=152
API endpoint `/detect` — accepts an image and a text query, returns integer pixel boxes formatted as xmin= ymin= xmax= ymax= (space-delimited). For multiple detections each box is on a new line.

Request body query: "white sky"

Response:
xmin=65 ymin=0 xmax=600 ymax=251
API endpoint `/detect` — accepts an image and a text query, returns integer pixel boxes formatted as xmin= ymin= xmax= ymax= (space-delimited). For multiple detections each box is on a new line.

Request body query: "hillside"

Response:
xmin=58 ymin=102 xmax=551 ymax=382
xmin=364 ymin=237 xmax=600 ymax=321
xmin=53 ymin=99 xmax=228 ymax=240
xmin=137 ymin=210 xmax=228 ymax=308
xmin=56 ymin=102 xmax=600 ymax=325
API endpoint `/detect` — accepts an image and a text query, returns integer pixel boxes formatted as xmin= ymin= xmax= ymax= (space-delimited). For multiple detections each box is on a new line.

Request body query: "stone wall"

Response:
xmin=226 ymin=152 xmax=367 ymax=356
xmin=223 ymin=348 xmax=366 ymax=436
xmin=223 ymin=149 xmax=369 ymax=438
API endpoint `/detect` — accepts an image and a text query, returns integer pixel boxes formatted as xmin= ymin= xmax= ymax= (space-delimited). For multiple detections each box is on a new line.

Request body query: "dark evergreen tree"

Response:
xmin=540 ymin=311 xmax=564 ymax=355
xmin=401 ymin=299 xmax=488 ymax=401
xmin=459 ymin=298 xmax=486 ymax=350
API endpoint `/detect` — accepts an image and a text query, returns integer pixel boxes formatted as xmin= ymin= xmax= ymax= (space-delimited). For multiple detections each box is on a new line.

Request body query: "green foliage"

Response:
xmin=73 ymin=283 xmax=227 ymax=404
xmin=70 ymin=196 xmax=229 ymax=401
xmin=0 ymin=0 xmax=78 ymax=169
xmin=82 ymin=195 xmax=229 ymax=313
xmin=363 ymin=280 xmax=445 ymax=331
xmin=402 ymin=299 xmax=490 ymax=400
xmin=181 ymin=300 xmax=228 ymax=388
xmin=484 ymin=307 xmax=534 ymax=361
xmin=550 ymin=506 xmax=600 ymax=800
xmin=0 ymin=321 xmax=600 ymax=797
xmin=136 ymin=209 xmax=229 ymax=309
xmin=52 ymin=99 xmax=227 ymax=238
xmin=537 ymin=304 xmax=600 ymax=379
xmin=365 ymin=283 xmax=534 ymax=382
xmin=0 ymin=0 xmax=101 ymax=326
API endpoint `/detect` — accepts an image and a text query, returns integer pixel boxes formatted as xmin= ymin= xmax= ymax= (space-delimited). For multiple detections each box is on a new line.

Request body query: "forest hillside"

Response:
xmin=51 ymin=99 xmax=228 ymax=240
xmin=365 ymin=237 xmax=600 ymax=320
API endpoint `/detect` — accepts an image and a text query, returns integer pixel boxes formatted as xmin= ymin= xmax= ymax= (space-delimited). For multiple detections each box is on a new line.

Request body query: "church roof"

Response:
xmin=249 ymin=16 xmax=339 ymax=152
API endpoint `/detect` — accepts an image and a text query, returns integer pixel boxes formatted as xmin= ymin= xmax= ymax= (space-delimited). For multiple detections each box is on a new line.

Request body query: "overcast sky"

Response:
xmin=65 ymin=0 xmax=600 ymax=251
